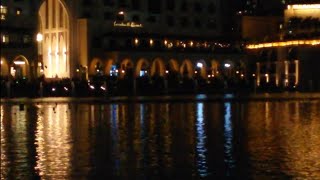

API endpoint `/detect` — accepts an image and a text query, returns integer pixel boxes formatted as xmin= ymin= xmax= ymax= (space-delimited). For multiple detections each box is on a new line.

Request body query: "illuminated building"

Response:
xmin=0 ymin=0 xmax=242 ymax=80
xmin=245 ymin=3 xmax=320 ymax=90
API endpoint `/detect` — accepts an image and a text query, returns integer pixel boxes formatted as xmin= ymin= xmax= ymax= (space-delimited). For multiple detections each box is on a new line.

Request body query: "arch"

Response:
xmin=168 ymin=59 xmax=179 ymax=72
xmin=89 ymin=58 xmax=104 ymax=75
xmin=135 ymin=58 xmax=150 ymax=77
xmin=12 ymin=55 xmax=30 ymax=79
xmin=104 ymin=59 xmax=116 ymax=76
xmin=120 ymin=58 xmax=134 ymax=77
xmin=195 ymin=59 xmax=207 ymax=78
xmin=39 ymin=0 xmax=70 ymax=78
xmin=210 ymin=59 xmax=219 ymax=76
xmin=0 ymin=57 xmax=9 ymax=77
xmin=151 ymin=58 xmax=165 ymax=76
xmin=180 ymin=59 xmax=194 ymax=78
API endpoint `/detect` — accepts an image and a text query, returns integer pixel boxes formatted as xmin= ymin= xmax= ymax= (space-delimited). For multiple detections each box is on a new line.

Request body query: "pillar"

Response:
xmin=256 ymin=62 xmax=260 ymax=86
xmin=295 ymin=60 xmax=299 ymax=86
xmin=284 ymin=60 xmax=289 ymax=87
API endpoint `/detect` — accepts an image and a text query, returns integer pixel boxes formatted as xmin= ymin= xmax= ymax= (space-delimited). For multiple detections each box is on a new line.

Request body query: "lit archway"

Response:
xmin=195 ymin=59 xmax=207 ymax=78
xmin=89 ymin=58 xmax=104 ymax=75
xmin=120 ymin=58 xmax=134 ymax=78
xmin=105 ymin=59 xmax=116 ymax=76
xmin=151 ymin=58 xmax=165 ymax=76
xmin=0 ymin=57 xmax=9 ymax=77
xmin=168 ymin=59 xmax=179 ymax=73
xmin=39 ymin=0 xmax=70 ymax=78
xmin=211 ymin=60 xmax=219 ymax=76
xmin=180 ymin=59 xmax=194 ymax=78
xmin=136 ymin=58 xmax=150 ymax=77
xmin=11 ymin=55 xmax=30 ymax=79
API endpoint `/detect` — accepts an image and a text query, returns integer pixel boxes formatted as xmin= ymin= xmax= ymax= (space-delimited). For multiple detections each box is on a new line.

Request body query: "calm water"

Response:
xmin=1 ymin=97 xmax=320 ymax=179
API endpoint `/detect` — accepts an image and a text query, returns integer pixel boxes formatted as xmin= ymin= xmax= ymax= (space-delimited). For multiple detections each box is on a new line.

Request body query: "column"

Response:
xmin=295 ymin=60 xmax=299 ymax=86
xmin=284 ymin=61 xmax=289 ymax=87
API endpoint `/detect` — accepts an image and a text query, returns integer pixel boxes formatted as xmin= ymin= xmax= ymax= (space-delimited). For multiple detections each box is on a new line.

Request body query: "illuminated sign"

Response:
xmin=113 ymin=21 xmax=143 ymax=28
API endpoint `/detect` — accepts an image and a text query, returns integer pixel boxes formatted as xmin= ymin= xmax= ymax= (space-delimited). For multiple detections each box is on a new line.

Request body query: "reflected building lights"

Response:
xmin=35 ymin=104 xmax=71 ymax=178
xmin=196 ymin=103 xmax=209 ymax=177
xmin=224 ymin=102 xmax=235 ymax=172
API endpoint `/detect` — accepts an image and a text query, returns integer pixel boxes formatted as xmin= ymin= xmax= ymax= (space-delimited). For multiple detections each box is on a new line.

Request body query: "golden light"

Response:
xmin=247 ymin=39 xmax=320 ymax=49
xmin=149 ymin=39 xmax=153 ymax=46
xmin=118 ymin=11 xmax=124 ymax=15
xmin=287 ymin=4 xmax=320 ymax=10
xmin=134 ymin=38 xmax=139 ymax=45
xmin=13 ymin=61 xmax=25 ymax=65
xmin=36 ymin=33 xmax=43 ymax=42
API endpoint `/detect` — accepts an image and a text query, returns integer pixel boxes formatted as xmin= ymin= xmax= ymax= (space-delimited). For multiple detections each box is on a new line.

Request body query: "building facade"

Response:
xmin=1 ymin=0 xmax=242 ymax=81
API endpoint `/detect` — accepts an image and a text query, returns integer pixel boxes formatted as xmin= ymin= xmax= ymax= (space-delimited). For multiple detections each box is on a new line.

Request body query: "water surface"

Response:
xmin=1 ymin=97 xmax=320 ymax=179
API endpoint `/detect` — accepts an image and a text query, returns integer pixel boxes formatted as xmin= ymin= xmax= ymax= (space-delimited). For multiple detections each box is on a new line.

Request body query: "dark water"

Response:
xmin=1 ymin=98 xmax=320 ymax=179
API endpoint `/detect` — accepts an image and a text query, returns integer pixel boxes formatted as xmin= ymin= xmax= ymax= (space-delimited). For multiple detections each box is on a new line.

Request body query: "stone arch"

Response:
xmin=120 ymin=58 xmax=134 ymax=77
xmin=89 ymin=58 xmax=104 ymax=75
xmin=104 ymin=59 xmax=116 ymax=76
xmin=195 ymin=59 xmax=207 ymax=78
xmin=151 ymin=58 xmax=165 ymax=76
xmin=210 ymin=60 xmax=219 ymax=76
xmin=0 ymin=57 xmax=9 ymax=77
xmin=168 ymin=59 xmax=179 ymax=72
xmin=12 ymin=55 xmax=30 ymax=79
xmin=136 ymin=58 xmax=150 ymax=77
xmin=180 ymin=59 xmax=194 ymax=78
xmin=39 ymin=0 xmax=70 ymax=78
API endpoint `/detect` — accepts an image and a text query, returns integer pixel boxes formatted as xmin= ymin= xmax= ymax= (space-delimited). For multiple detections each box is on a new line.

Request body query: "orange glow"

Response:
xmin=287 ymin=4 xmax=320 ymax=10
xmin=247 ymin=39 xmax=320 ymax=49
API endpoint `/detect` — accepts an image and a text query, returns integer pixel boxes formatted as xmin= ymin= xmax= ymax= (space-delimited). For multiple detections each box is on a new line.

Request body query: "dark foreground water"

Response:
xmin=1 ymin=96 xmax=320 ymax=179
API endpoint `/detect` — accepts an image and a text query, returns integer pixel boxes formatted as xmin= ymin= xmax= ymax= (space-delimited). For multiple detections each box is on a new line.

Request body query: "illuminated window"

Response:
xmin=0 ymin=5 xmax=7 ymax=20
xmin=2 ymin=34 xmax=9 ymax=43
xmin=16 ymin=8 xmax=22 ymax=15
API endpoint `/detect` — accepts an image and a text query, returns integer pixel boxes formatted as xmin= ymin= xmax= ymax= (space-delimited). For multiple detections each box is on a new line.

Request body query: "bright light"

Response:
xmin=100 ymin=86 xmax=106 ymax=91
xmin=150 ymin=39 xmax=153 ymax=46
xmin=14 ymin=61 xmax=25 ymax=65
xmin=118 ymin=11 xmax=124 ymax=15
xmin=288 ymin=4 xmax=320 ymax=10
xmin=121 ymin=70 xmax=125 ymax=73
xmin=224 ymin=63 xmax=231 ymax=68
xmin=165 ymin=70 xmax=169 ymax=74
xmin=241 ymin=74 xmax=244 ymax=77
xmin=89 ymin=85 xmax=95 ymax=90
xmin=236 ymin=71 xmax=239 ymax=74
xmin=134 ymin=38 xmax=139 ymax=45
xmin=197 ymin=62 xmax=203 ymax=68
xmin=0 ymin=60 xmax=2 ymax=64
xmin=52 ymin=87 xmax=56 ymax=92
xmin=265 ymin=74 xmax=269 ymax=77
xmin=36 ymin=33 xmax=43 ymax=42
xmin=247 ymin=39 xmax=320 ymax=49
xmin=252 ymin=74 xmax=256 ymax=77
xmin=64 ymin=87 xmax=68 ymax=91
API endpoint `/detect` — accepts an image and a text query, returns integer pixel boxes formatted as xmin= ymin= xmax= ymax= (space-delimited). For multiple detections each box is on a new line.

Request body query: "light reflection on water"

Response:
xmin=0 ymin=99 xmax=320 ymax=179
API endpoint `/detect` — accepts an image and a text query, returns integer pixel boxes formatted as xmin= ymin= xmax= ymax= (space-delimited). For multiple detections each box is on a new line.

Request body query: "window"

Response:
xmin=180 ymin=1 xmax=188 ymax=11
xmin=104 ymin=12 xmax=113 ymax=20
xmin=167 ymin=16 xmax=175 ymax=27
xmin=194 ymin=18 xmax=201 ymax=28
xmin=166 ymin=0 xmax=175 ymax=11
xmin=146 ymin=15 xmax=156 ymax=23
xmin=208 ymin=3 xmax=216 ymax=14
xmin=23 ymin=35 xmax=31 ymax=44
xmin=132 ymin=14 xmax=140 ymax=22
xmin=207 ymin=19 xmax=217 ymax=29
xmin=1 ymin=34 xmax=9 ymax=43
xmin=131 ymin=0 xmax=140 ymax=10
xmin=148 ymin=0 xmax=161 ymax=14
xmin=0 ymin=5 xmax=7 ymax=20
xmin=16 ymin=8 xmax=22 ymax=15
xmin=103 ymin=0 xmax=115 ymax=6
xmin=194 ymin=2 xmax=202 ymax=12
xmin=180 ymin=17 xmax=189 ymax=27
